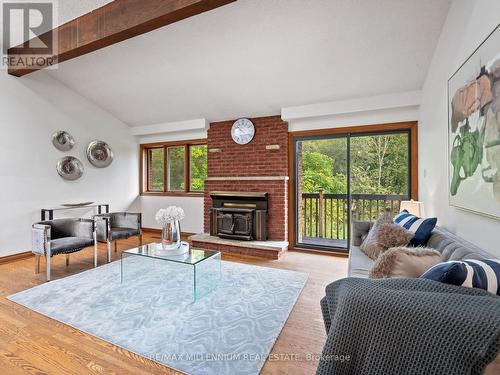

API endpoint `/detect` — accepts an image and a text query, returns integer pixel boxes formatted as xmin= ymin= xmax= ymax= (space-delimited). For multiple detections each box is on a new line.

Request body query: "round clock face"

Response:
xmin=231 ymin=118 xmax=255 ymax=145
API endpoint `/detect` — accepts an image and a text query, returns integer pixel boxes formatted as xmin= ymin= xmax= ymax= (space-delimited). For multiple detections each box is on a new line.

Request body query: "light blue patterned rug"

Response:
xmin=8 ymin=258 xmax=307 ymax=375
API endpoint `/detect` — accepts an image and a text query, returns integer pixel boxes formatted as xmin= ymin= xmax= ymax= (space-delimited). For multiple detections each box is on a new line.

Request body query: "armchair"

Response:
xmin=32 ymin=218 xmax=97 ymax=281
xmin=94 ymin=212 xmax=142 ymax=262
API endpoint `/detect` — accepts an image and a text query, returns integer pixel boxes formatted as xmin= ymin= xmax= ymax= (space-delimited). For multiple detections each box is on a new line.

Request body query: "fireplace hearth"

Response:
xmin=209 ymin=191 xmax=268 ymax=241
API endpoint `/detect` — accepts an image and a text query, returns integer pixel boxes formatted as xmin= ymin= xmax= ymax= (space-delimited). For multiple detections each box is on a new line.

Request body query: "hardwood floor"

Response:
xmin=0 ymin=232 xmax=348 ymax=375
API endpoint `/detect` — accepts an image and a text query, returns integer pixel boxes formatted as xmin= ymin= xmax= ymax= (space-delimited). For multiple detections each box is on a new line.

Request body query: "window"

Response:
xmin=148 ymin=148 xmax=164 ymax=191
xmin=190 ymin=145 xmax=208 ymax=192
xmin=141 ymin=140 xmax=207 ymax=195
xmin=292 ymin=122 xmax=417 ymax=252
xmin=168 ymin=146 xmax=185 ymax=191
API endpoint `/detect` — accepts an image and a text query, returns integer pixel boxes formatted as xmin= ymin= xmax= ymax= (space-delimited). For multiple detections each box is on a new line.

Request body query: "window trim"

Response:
xmin=140 ymin=139 xmax=207 ymax=197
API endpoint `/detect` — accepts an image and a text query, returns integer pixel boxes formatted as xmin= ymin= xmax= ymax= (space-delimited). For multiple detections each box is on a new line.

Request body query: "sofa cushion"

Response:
xmin=370 ymin=246 xmax=442 ymax=279
xmin=110 ymin=227 xmax=140 ymax=241
xmin=352 ymin=221 xmax=374 ymax=247
xmin=427 ymin=226 xmax=491 ymax=261
xmin=348 ymin=245 xmax=373 ymax=278
xmin=421 ymin=259 xmax=500 ymax=295
xmin=50 ymin=237 xmax=94 ymax=255
xmin=393 ymin=210 xmax=437 ymax=246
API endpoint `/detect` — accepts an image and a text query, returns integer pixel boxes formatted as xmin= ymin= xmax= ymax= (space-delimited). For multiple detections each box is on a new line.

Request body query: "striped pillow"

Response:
xmin=393 ymin=210 xmax=437 ymax=246
xmin=421 ymin=259 xmax=500 ymax=295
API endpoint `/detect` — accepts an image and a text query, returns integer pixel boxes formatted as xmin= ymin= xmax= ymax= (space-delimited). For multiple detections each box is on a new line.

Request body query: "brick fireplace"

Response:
xmin=190 ymin=115 xmax=289 ymax=259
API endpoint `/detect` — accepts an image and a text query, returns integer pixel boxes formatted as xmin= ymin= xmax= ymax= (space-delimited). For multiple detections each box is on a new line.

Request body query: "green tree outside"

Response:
xmin=190 ymin=145 xmax=208 ymax=191
xmin=301 ymin=134 xmax=409 ymax=195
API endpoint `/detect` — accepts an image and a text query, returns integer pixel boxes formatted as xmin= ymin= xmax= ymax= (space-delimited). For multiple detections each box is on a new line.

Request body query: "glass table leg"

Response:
xmin=193 ymin=264 xmax=197 ymax=303
xmin=193 ymin=253 xmax=221 ymax=302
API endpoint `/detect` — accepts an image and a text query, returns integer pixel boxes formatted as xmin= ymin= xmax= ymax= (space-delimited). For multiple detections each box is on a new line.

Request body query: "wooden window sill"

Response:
xmin=141 ymin=192 xmax=204 ymax=197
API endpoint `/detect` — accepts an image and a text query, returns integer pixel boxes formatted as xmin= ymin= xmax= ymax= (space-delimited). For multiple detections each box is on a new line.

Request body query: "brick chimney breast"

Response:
xmin=204 ymin=116 xmax=289 ymax=241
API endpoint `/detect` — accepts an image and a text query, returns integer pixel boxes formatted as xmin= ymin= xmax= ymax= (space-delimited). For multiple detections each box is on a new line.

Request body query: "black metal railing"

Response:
xmin=301 ymin=192 xmax=406 ymax=241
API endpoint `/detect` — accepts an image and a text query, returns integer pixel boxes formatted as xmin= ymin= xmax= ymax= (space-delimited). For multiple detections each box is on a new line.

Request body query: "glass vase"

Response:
xmin=161 ymin=220 xmax=181 ymax=250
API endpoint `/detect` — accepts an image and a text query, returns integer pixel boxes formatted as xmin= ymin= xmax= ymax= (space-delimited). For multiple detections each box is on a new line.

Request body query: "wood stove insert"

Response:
xmin=209 ymin=191 xmax=268 ymax=241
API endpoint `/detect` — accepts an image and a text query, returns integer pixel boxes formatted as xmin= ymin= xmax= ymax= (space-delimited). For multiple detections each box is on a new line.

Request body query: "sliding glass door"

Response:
xmin=296 ymin=136 xmax=348 ymax=249
xmin=293 ymin=128 xmax=412 ymax=252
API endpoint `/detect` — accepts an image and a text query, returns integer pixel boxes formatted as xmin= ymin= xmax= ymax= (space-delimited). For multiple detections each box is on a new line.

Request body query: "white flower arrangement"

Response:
xmin=155 ymin=206 xmax=185 ymax=225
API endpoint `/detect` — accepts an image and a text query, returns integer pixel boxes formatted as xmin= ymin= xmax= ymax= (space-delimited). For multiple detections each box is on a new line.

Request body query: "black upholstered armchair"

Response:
xmin=94 ymin=212 xmax=142 ymax=262
xmin=32 ymin=218 xmax=97 ymax=281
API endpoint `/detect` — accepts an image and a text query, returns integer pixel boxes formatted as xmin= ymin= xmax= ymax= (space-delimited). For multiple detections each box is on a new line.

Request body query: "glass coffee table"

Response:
xmin=121 ymin=243 xmax=221 ymax=302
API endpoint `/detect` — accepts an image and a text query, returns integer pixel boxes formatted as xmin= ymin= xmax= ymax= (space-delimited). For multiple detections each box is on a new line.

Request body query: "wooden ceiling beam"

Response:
xmin=8 ymin=0 xmax=236 ymax=77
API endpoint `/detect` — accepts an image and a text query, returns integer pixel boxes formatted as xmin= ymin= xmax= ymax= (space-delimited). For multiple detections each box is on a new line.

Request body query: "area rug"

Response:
xmin=8 ymin=257 xmax=308 ymax=375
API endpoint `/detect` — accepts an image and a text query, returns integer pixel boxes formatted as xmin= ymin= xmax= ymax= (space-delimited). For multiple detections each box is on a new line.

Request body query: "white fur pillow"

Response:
xmin=360 ymin=212 xmax=413 ymax=260
xmin=370 ymin=247 xmax=442 ymax=279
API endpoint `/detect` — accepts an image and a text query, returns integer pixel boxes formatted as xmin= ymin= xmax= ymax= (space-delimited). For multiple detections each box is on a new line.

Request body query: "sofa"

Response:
xmin=348 ymin=221 xmax=494 ymax=278
xmin=335 ymin=221 xmax=500 ymax=374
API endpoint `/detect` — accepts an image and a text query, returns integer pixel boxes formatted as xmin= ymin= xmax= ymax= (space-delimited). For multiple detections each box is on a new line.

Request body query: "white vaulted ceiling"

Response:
xmin=38 ymin=0 xmax=451 ymax=126
xmin=57 ymin=0 xmax=113 ymax=25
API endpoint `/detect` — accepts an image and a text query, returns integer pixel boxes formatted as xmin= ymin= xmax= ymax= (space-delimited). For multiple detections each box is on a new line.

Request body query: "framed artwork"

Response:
xmin=448 ymin=24 xmax=500 ymax=219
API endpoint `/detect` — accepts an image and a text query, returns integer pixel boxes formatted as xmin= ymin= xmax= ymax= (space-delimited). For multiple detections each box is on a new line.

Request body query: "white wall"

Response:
xmin=283 ymin=91 xmax=420 ymax=132
xmin=0 ymin=70 xmax=139 ymax=256
xmin=133 ymin=196 xmax=204 ymax=233
xmin=287 ymin=106 xmax=419 ymax=132
xmin=419 ymin=0 xmax=500 ymax=256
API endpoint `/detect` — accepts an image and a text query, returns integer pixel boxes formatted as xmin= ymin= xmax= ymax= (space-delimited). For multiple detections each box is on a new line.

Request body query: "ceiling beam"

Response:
xmin=7 ymin=0 xmax=236 ymax=77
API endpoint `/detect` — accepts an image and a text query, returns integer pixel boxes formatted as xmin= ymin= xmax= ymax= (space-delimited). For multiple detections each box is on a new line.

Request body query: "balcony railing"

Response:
xmin=300 ymin=191 xmax=406 ymax=246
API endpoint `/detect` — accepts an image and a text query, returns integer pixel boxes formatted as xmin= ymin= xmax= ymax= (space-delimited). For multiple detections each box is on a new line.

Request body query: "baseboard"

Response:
xmin=0 ymin=251 xmax=34 ymax=264
xmin=141 ymin=227 xmax=161 ymax=234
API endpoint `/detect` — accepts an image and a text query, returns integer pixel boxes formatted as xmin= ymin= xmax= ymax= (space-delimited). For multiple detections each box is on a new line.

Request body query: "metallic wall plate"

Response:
xmin=61 ymin=202 xmax=94 ymax=207
xmin=87 ymin=140 xmax=114 ymax=168
xmin=52 ymin=131 xmax=75 ymax=151
xmin=57 ymin=156 xmax=84 ymax=180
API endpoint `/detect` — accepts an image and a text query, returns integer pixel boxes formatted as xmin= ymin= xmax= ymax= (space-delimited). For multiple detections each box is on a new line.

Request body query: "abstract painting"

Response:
xmin=448 ymin=24 xmax=500 ymax=219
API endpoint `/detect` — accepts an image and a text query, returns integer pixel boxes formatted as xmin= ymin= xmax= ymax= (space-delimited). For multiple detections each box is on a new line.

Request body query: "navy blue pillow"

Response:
xmin=421 ymin=259 xmax=500 ymax=295
xmin=393 ymin=210 xmax=437 ymax=246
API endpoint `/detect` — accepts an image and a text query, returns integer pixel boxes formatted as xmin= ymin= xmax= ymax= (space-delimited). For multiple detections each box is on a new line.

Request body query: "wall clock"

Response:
xmin=231 ymin=118 xmax=255 ymax=145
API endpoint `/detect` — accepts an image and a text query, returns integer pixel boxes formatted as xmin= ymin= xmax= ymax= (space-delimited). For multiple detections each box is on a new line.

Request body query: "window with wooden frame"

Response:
xmin=140 ymin=140 xmax=207 ymax=196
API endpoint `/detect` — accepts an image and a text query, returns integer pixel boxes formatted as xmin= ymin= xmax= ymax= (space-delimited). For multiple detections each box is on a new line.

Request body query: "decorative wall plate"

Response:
xmin=52 ymin=131 xmax=75 ymax=151
xmin=61 ymin=202 xmax=94 ymax=207
xmin=57 ymin=156 xmax=84 ymax=180
xmin=86 ymin=140 xmax=114 ymax=168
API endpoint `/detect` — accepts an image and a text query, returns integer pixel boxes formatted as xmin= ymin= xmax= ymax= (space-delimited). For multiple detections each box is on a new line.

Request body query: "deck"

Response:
xmin=300 ymin=192 xmax=406 ymax=250
xmin=301 ymin=237 xmax=347 ymax=249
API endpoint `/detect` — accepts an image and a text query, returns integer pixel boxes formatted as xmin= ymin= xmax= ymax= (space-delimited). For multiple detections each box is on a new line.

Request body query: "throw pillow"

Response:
xmin=421 ymin=259 xmax=500 ymax=295
xmin=393 ymin=210 xmax=437 ymax=246
xmin=370 ymin=247 xmax=442 ymax=279
xmin=360 ymin=212 xmax=413 ymax=260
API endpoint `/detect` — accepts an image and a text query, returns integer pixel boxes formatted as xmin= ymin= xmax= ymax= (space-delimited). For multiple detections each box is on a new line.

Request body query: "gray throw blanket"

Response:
xmin=318 ymin=278 xmax=500 ymax=375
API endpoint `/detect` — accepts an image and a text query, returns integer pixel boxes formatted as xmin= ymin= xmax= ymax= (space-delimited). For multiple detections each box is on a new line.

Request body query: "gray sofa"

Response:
xmin=348 ymin=221 xmax=494 ymax=278
xmin=318 ymin=221 xmax=500 ymax=374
